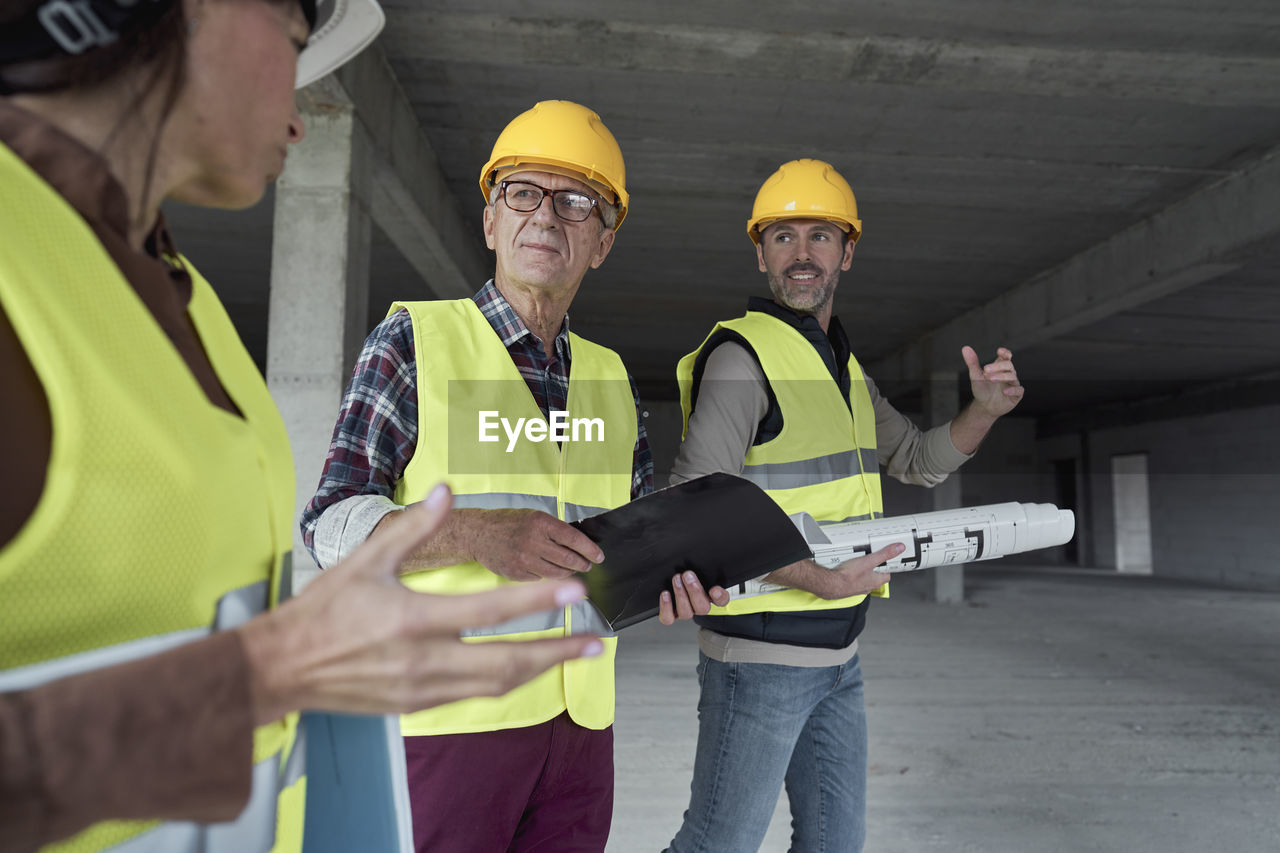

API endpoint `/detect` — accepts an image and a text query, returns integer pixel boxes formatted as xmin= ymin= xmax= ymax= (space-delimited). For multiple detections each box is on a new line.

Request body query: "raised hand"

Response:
xmin=962 ymin=345 xmax=1024 ymax=418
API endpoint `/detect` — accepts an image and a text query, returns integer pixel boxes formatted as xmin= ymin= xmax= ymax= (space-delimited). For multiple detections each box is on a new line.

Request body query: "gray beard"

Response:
xmin=767 ymin=270 xmax=838 ymax=316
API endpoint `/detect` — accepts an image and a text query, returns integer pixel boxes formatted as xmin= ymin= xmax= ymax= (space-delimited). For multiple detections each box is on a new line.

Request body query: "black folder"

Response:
xmin=571 ymin=473 xmax=811 ymax=630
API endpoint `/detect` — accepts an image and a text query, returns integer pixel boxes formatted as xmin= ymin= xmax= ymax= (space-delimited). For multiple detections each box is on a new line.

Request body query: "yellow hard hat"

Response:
xmin=746 ymin=159 xmax=861 ymax=246
xmin=478 ymin=100 xmax=629 ymax=229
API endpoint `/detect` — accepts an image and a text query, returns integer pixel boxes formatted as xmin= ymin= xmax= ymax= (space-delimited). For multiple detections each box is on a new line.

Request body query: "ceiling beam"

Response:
xmin=1037 ymin=369 xmax=1280 ymax=438
xmin=304 ymin=46 xmax=488 ymax=299
xmin=384 ymin=13 xmax=1280 ymax=108
xmin=868 ymin=146 xmax=1280 ymax=382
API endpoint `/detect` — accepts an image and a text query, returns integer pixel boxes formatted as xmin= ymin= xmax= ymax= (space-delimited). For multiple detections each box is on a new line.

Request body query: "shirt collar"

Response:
xmin=0 ymin=99 xmax=163 ymax=253
xmin=473 ymin=279 xmax=572 ymax=356
xmin=0 ymin=100 xmax=190 ymax=306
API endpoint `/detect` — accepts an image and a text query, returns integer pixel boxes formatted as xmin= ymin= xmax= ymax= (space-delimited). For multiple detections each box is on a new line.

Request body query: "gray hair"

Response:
xmin=488 ymin=182 xmax=620 ymax=231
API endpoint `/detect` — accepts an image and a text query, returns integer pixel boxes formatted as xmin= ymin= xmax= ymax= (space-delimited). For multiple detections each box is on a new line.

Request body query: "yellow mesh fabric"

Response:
xmin=0 ymin=142 xmax=300 ymax=853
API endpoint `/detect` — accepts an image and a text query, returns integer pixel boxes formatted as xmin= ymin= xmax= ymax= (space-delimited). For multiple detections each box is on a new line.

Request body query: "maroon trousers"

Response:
xmin=403 ymin=712 xmax=614 ymax=852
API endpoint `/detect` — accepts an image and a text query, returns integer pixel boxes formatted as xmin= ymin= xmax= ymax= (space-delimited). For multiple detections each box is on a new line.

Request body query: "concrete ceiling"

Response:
xmin=169 ymin=0 xmax=1280 ymax=417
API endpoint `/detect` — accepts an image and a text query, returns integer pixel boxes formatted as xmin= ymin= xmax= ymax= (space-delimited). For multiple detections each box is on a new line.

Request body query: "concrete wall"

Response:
xmin=1061 ymin=404 xmax=1280 ymax=591
xmin=953 ymin=415 xmax=1042 ymax=506
xmin=879 ymin=413 xmax=1044 ymax=509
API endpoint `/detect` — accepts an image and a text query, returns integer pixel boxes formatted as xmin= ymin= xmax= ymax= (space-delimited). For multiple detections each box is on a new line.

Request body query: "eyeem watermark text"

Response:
xmin=478 ymin=410 xmax=605 ymax=453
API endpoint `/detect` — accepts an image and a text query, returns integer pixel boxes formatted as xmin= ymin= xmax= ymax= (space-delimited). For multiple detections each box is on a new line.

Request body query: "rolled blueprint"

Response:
xmin=794 ymin=502 xmax=1075 ymax=574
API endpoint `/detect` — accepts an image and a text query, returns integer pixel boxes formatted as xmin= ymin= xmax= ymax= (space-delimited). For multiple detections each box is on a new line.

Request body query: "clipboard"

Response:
xmin=571 ymin=473 xmax=811 ymax=630
xmin=302 ymin=711 xmax=412 ymax=852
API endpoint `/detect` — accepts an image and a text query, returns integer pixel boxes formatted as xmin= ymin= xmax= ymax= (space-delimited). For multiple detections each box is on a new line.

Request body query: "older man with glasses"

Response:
xmin=302 ymin=100 xmax=728 ymax=853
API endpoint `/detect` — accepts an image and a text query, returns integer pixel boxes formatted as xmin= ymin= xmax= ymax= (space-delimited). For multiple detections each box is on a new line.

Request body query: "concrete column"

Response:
xmin=267 ymin=96 xmax=372 ymax=577
xmin=924 ymin=369 xmax=965 ymax=603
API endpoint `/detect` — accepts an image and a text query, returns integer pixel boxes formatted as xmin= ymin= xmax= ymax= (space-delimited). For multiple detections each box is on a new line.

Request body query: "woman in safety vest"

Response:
xmin=0 ymin=2 xmax=602 ymax=851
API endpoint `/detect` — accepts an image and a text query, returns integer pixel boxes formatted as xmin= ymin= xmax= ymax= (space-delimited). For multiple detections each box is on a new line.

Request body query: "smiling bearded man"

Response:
xmin=664 ymin=158 xmax=1025 ymax=853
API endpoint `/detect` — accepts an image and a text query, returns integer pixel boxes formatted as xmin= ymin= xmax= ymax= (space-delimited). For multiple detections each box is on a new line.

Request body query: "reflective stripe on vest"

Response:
xmin=0 ymin=581 xmax=300 ymax=853
xmin=452 ymin=492 xmax=607 ymax=523
xmin=390 ymin=298 xmax=633 ymax=735
xmin=740 ymin=447 xmax=881 ymax=491
xmin=676 ymin=311 xmax=888 ymax=617
xmin=104 ymin=740 xmax=295 ymax=853
xmin=461 ymin=600 xmax=613 ymax=639
xmin=449 ymin=490 xmax=610 ymax=643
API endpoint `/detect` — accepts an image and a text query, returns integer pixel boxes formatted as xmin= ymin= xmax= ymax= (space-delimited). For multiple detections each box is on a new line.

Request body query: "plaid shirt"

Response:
xmin=300 ymin=281 xmax=653 ymax=559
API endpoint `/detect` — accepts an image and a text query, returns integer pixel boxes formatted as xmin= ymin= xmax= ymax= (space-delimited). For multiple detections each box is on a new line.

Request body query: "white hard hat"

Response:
xmin=295 ymin=0 xmax=385 ymax=88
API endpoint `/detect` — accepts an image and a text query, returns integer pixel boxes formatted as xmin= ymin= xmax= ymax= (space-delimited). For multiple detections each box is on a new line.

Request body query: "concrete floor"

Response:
xmin=606 ymin=567 xmax=1280 ymax=853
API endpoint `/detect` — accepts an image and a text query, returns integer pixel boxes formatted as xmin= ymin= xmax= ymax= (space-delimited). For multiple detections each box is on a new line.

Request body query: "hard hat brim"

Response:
xmin=486 ymin=162 xmax=619 ymax=206
xmin=480 ymin=157 xmax=629 ymax=228
xmin=748 ymin=214 xmax=862 ymax=246
xmin=296 ymin=0 xmax=385 ymax=89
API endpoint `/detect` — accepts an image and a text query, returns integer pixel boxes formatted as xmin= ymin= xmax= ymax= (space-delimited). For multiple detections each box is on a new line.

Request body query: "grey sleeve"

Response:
xmin=867 ymin=373 xmax=973 ymax=487
xmin=669 ymin=343 xmax=770 ymax=485
xmin=310 ymin=494 xmax=403 ymax=570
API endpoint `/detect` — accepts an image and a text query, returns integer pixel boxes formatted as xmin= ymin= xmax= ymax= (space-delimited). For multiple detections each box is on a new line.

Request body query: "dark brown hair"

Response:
xmin=1 ymin=0 xmax=299 ymax=209
xmin=0 ymin=1 xmax=185 ymax=96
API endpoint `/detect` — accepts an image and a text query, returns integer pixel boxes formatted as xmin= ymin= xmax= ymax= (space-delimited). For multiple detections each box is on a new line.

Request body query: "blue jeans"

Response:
xmin=665 ymin=651 xmax=868 ymax=853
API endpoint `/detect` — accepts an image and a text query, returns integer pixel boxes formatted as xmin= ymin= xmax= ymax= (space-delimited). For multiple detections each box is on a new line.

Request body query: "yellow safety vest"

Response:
xmin=0 ymin=142 xmax=304 ymax=853
xmin=391 ymin=299 xmax=636 ymax=735
xmin=677 ymin=310 xmax=889 ymax=616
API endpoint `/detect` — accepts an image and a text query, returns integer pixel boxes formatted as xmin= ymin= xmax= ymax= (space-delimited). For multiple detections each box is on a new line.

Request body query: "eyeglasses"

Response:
xmin=499 ymin=180 xmax=600 ymax=223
